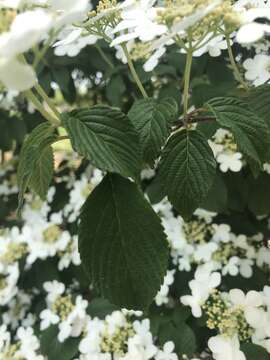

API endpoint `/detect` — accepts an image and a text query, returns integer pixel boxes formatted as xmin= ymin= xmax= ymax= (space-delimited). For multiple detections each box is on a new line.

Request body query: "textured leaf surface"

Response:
xmin=244 ymin=84 xmax=270 ymax=129
xmin=29 ymin=146 xmax=54 ymax=200
xmin=207 ymin=97 xmax=270 ymax=173
xmin=79 ymin=174 xmax=169 ymax=309
xmin=17 ymin=123 xmax=56 ymax=210
xmin=158 ymin=129 xmax=216 ymax=219
xmin=62 ymin=105 xmax=142 ymax=180
xmin=128 ymin=97 xmax=178 ymax=165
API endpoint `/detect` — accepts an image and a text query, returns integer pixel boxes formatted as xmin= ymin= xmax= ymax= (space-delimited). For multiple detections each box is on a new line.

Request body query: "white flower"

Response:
xmin=40 ymin=308 xmax=60 ymax=330
xmin=0 ymin=262 xmax=19 ymax=306
xmin=79 ymin=318 xmax=105 ymax=355
xmin=16 ymin=327 xmax=44 ymax=360
xmin=0 ymin=9 xmax=52 ymax=91
xmin=0 ymin=58 xmax=36 ymax=91
xmin=243 ymin=54 xmax=270 ymax=86
xmin=54 ymin=27 xmax=98 ymax=57
xmin=105 ymin=310 xmax=127 ymax=335
xmin=237 ymin=8 xmax=270 ymax=44
xmin=194 ymin=242 xmax=218 ymax=263
xmin=208 ymin=335 xmax=246 ymax=360
xmin=222 ymin=256 xmax=240 ymax=276
xmin=58 ymin=235 xmax=81 ymax=271
xmin=50 ymin=0 xmax=90 ymax=26
xmin=25 ymin=222 xmax=71 ymax=264
xmin=149 ymin=0 xmax=222 ymax=52
xmin=43 ymin=280 xmax=65 ymax=303
xmin=0 ymin=10 xmax=51 ymax=59
xmin=217 ymin=152 xmax=243 ymax=172
xmin=192 ymin=34 xmax=228 ymax=57
xmin=181 ymin=268 xmax=221 ymax=317
xmin=155 ymin=270 xmax=175 ymax=306
xmin=212 ymin=224 xmax=231 ymax=243
xmin=239 ymin=258 xmax=253 ymax=278
xmin=0 ymin=325 xmax=10 ymax=351
xmin=143 ymin=46 xmax=166 ymax=72
xmin=127 ymin=319 xmax=157 ymax=359
xmin=155 ymin=341 xmax=178 ymax=360
xmin=111 ymin=0 xmax=166 ymax=46
xmin=229 ymin=289 xmax=264 ymax=328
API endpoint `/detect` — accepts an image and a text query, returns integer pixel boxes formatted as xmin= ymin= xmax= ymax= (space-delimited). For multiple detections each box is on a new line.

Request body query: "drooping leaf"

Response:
xmin=158 ymin=129 xmax=216 ymax=219
xmin=207 ymin=97 xmax=270 ymax=174
xmin=79 ymin=173 xmax=169 ymax=309
xmin=62 ymin=105 xmax=142 ymax=180
xmin=17 ymin=123 xmax=56 ymax=210
xmin=128 ymin=97 xmax=178 ymax=165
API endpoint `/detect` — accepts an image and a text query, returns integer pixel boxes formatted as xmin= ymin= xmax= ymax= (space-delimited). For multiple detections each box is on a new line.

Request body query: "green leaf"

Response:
xmin=28 ymin=146 xmax=54 ymax=200
xmin=128 ymin=98 xmax=178 ymax=165
xmin=248 ymin=173 xmax=270 ymax=215
xmin=17 ymin=123 xmax=56 ymax=210
xmin=202 ymin=173 xmax=228 ymax=213
xmin=241 ymin=343 xmax=269 ymax=360
xmin=158 ymin=129 xmax=216 ymax=219
xmin=40 ymin=325 xmax=79 ymax=360
xmin=244 ymin=84 xmax=270 ymax=129
xmin=87 ymin=298 xmax=119 ymax=319
xmin=79 ymin=173 xmax=169 ymax=309
xmin=62 ymin=105 xmax=142 ymax=180
xmin=207 ymin=97 xmax=270 ymax=174
xmin=159 ymin=321 xmax=196 ymax=357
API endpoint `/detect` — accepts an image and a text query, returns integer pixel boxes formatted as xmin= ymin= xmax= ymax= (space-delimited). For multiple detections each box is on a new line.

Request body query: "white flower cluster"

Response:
xmin=155 ymin=199 xmax=270 ymax=279
xmin=0 ymin=324 xmax=44 ymax=359
xmin=0 ymin=0 xmax=91 ymax=91
xmin=61 ymin=0 xmax=270 ymax=74
xmin=0 ymin=167 xmax=103 ymax=317
xmin=181 ymin=264 xmax=270 ymax=359
xmin=208 ymin=128 xmax=270 ymax=174
xmin=209 ymin=129 xmax=243 ymax=173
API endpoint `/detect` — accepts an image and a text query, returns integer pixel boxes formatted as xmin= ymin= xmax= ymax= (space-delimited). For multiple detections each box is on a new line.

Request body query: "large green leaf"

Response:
xmin=17 ymin=123 xmax=56 ymax=210
xmin=158 ymin=129 xmax=216 ymax=219
xmin=79 ymin=173 xmax=169 ymax=309
xmin=128 ymin=97 xmax=178 ymax=165
xmin=207 ymin=97 xmax=270 ymax=174
xmin=62 ymin=105 xmax=142 ymax=180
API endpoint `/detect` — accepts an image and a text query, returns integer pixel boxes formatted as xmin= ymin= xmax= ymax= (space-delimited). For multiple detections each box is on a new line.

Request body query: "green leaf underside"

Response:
xmin=17 ymin=123 xmax=56 ymax=210
xmin=62 ymin=105 xmax=142 ymax=180
xmin=79 ymin=174 xmax=169 ymax=309
xmin=158 ymin=129 xmax=216 ymax=219
xmin=128 ymin=97 xmax=178 ymax=165
xmin=207 ymin=97 xmax=270 ymax=174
